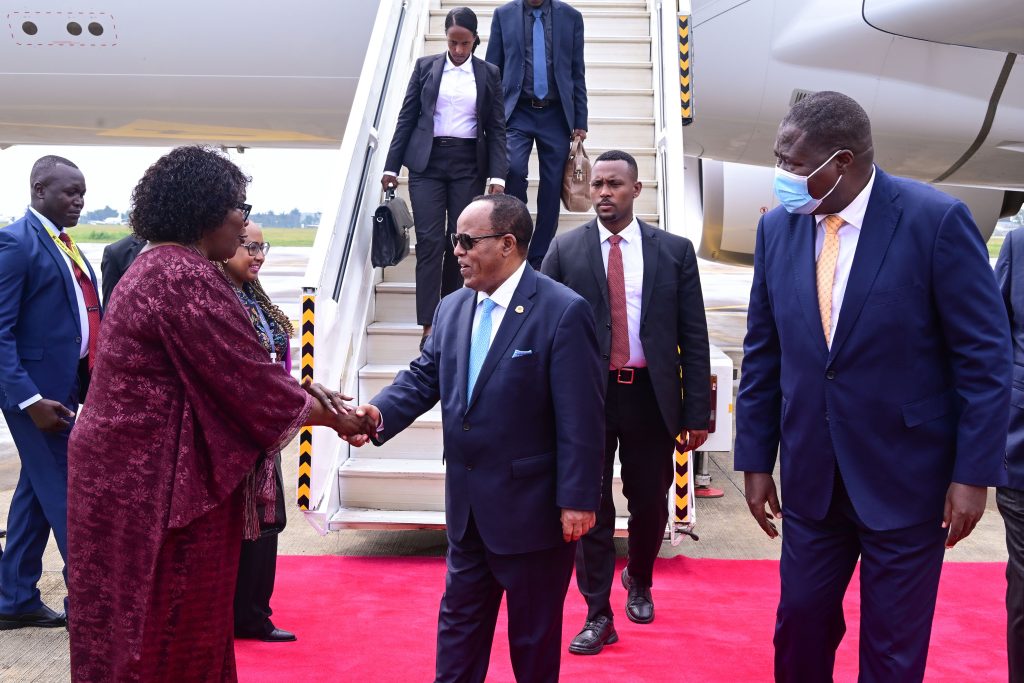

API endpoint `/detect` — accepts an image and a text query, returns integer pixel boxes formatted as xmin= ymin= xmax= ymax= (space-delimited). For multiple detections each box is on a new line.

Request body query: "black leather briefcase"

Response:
xmin=372 ymin=188 xmax=413 ymax=268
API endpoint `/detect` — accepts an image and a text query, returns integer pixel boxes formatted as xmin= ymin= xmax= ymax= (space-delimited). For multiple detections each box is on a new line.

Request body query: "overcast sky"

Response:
xmin=0 ymin=145 xmax=342 ymax=220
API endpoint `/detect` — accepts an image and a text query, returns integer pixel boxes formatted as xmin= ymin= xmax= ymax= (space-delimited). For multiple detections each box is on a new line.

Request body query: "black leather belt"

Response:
xmin=433 ymin=136 xmax=475 ymax=147
xmin=522 ymin=97 xmax=557 ymax=109
xmin=610 ymin=367 xmax=646 ymax=385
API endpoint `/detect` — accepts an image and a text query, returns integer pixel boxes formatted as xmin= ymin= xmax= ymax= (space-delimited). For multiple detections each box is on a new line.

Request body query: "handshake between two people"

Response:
xmin=301 ymin=380 xmax=379 ymax=441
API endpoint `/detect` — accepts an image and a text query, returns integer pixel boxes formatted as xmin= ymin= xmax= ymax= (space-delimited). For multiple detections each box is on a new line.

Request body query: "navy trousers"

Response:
xmin=435 ymin=513 xmax=575 ymax=683
xmin=0 ymin=389 xmax=77 ymax=613
xmin=775 ymin=470 xmax=946 ymax=682
xmin=505 ymin=102 xmax=570 ymax=269
xmin=997 ymin=486 xmax=1024 ymax=683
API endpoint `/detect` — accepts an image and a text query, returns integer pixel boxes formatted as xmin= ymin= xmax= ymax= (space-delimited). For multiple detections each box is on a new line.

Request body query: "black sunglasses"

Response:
xmin=236 ymin=203 xmax=252 ymax=222
xmin=450 ymin=232 xmax=510 ymax=251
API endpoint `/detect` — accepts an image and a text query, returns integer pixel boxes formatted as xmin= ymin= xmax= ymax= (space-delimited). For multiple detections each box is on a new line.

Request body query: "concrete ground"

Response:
xmin=0 ymin=258 xmax=1011 ymax=681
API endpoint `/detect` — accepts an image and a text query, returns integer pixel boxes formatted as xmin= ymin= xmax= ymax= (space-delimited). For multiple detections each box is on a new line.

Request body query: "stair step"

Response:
xmin=338 ymin=457 xmax=630 ymax=515
xmin=424 ymin=34 xmax=651 ymax=63
xmin=428 ymin=10 xmax=651 ymax=37
xmin=360 ymin=363 xmax=441 ymax=411
xmin=366 ymin=322 xmax=423 ymax=363
xmin=392 ymin=179 xmax=659 ymax=215
xmin=329 ymin=507 xmax=630 ymax=535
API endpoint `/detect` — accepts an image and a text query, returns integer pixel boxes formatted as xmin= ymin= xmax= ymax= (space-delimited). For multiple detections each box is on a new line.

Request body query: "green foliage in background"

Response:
xmin=60 ymin=224 xmax=317 ymax=246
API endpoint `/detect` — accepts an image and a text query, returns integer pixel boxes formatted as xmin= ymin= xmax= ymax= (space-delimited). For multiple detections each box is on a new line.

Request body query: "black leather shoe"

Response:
xmin=0 ymin=527 xmax=6 ymax=538
xmin=237 ymin=627 xmax=297 ymax=642
xmin=622 ymin=567 xmax=655 ymax=624
xmin=0 ymin=605 xmax=67 ymax=630
xmin=568 ymin=616 xmax=618 ymax=655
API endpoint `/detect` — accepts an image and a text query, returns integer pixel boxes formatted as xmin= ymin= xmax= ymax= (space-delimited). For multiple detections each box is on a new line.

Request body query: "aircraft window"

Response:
xmin=67 ymin=22 xmax=82 ymax=36
xmin=22 ymin=21 xmax=37 ymax=36
xmin=88 ymin=22 xmax=103 ymax=36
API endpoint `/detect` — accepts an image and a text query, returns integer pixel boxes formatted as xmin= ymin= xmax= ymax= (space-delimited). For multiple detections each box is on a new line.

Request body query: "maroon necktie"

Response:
xmin=607 ymin=235 xmax=629 ymax=369
xmin=58 ymin=232 xmax=101 ymax=371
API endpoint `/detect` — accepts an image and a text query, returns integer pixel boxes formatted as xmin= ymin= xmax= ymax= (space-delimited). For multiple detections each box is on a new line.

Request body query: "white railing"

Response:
xmin=650 ymin=0 xmax=690 ymax=238
xmin=300 ymin=0 xmax=432 ymax=533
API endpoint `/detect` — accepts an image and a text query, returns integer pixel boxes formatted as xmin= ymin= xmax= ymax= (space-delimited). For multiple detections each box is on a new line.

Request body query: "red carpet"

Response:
xmin=235 ymin=556 xmax=1007 ymax=682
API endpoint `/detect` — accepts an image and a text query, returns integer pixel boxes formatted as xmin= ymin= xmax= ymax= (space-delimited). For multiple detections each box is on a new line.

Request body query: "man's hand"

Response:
xmin=25 ymin=399 xmax=74 ymax=433
xmin=572 ymin=129 xmax=587 ymax=142
xmin=943 ymin=482 xmax=988 ymax=548
xmin=380 ymin=174 xmax=398 ymax=192
xmin=487 ymin=184 xmax=505 ymax=195
xmin=332 ymin=411 xmax=377 ymax=441
xmin=340 ymin=404 xmax=382 ymax=447
xmin=744 ymin=471 xmax=782 ymax=539
xmin=679 ymin=429 xmax=709 ymax=452
xmin=301 ymin=379 xmax=353 ymax=415
xmin=560 ymin=508 xmax=595 ymax=542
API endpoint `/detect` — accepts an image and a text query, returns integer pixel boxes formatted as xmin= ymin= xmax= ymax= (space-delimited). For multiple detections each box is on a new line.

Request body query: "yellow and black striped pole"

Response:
xmin=679 ymin=14 xmax=693 ymax=125
xmin=674 ymin=438 xmax=691 ymax=525
xmin=297 ymin=288 xmax=315 ymax=510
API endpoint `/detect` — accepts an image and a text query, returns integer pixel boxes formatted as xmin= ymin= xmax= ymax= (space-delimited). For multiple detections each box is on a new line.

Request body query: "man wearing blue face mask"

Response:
xmin=734 ymin=91 xmax=1012 ymax=682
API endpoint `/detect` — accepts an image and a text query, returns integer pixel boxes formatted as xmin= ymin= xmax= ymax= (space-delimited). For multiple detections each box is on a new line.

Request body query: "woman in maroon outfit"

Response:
xmin=66 ymin=146 xmax=366 ymax=682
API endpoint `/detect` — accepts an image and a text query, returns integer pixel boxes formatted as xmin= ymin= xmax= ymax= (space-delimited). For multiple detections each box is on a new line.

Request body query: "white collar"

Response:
xmin=476 ymin=260 xmax=528 ymax=309
xmin=29 ymin=207 xmax=61 ymax=236
xmin=814 ymin=165 xmax=876 ymax=231
xmin=597 ymin=216 xmax=641 ymax=244
xmin=445 ymin=53 xmax=474 ymax=74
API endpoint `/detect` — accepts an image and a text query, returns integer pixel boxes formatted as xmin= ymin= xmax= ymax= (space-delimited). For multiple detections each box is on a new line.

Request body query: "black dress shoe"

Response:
xmin=0 ymin=527 xmax=6 ymax=538
xmin=0 ymin=605 xmax=67 ymax=630
xmin=622 ymin=567 xmax=655 ymax=624
xmin=568 ymin=616 xmax=618 ymax=655
xmin=237 ymin=627 xmax=297 ymax=642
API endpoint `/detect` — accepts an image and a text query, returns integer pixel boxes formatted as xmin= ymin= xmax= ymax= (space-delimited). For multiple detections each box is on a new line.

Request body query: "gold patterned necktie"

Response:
xmin=816 ymin=215 xmax=844 ymax=345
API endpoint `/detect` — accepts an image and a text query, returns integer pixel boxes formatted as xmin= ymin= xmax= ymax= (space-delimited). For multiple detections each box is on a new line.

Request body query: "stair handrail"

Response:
xmin=299 ymin=0 xmax=431 ymax=532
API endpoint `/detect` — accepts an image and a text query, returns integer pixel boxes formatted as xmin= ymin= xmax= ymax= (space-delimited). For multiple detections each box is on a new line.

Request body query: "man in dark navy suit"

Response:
xmin=486 ymin=0 xmax=587 ymax=269
xmin=353 ymin=194 xmax=604 ymax=682
xmin=994 ymin=230 xmax=1024 ymax=683
xmin=100 ymin=233 xmax=145 ymax=305
xmin=0 ymin=156 xmax=99 ymax=630
xmin=735 ymin=91 xmax=1011 ymax=681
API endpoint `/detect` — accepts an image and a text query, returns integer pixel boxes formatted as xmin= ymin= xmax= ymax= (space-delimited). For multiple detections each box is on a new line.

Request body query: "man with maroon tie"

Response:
xmin=0 ymin=155 xmax=98 ymax=629
xmin=542 ymin=150 xmax=711 ymax=654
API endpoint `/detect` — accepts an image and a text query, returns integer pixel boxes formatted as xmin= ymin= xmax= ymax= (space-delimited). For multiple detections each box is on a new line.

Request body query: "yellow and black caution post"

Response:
xmin=297 ymin=288 xmax=315 ymax=510
xmin=671 ymin=437 xmax=698 ymax=545
xmin=679 ymin=14 xmax=693 ymax=126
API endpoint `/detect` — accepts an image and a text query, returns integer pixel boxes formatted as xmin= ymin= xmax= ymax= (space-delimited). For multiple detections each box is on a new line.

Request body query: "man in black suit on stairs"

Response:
xmin=542 ymin=150 xmax=711 ymax=654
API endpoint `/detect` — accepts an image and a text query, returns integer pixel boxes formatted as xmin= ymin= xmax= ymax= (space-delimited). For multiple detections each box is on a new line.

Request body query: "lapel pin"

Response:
xmin=515 ymin=305 xmax=524 ymax=314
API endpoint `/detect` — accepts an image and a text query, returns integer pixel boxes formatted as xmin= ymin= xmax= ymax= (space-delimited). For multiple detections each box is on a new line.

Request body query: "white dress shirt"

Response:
xmin=813 ymin=166 xmax=876 ymax=345
xmin=19 ymin=208 xmax=90 ymax=410
xmin=473 ymin=260 xmax=528 ymax=346
xmin=598 ymin=218 xmax=646 ymax=367
xmin=384 ymin=53 xmax=504 ymax=188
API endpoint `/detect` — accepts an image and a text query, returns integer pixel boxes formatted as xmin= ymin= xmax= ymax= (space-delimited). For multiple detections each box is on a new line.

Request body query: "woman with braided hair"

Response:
xmin=220 ymin=223 xmax=298 ymax=643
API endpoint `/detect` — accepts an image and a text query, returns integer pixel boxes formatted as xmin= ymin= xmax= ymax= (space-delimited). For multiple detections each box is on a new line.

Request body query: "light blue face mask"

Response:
xmin=773 ymin=149 xmax=846 ymax=214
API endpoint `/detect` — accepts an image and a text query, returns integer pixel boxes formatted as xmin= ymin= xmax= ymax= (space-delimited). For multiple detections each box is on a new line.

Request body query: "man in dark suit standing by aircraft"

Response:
xmin=486 ymin=0 xmax=587 ymax=268
xmin=542 ymin=150 xmax=710 ymax=654
xmin=100 ymin=233 xmax=145 ymax=305
xmin=736 ymin=91 xmax=1011 ymax=682
xmin=994 ymin=229 xmax=1024 ymax=683
xmin=0 ymin=156 xmax=99 ymax=630
xmin=352 ymin=193 xmax=604 ymax=682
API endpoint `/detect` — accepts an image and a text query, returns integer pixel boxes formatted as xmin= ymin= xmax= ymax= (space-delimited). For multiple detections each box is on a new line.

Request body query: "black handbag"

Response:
xmin=372 ymin=188 xmax=413 ymax=267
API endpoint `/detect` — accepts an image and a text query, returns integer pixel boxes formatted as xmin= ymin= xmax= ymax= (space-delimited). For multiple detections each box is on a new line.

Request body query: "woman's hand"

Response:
xmin=302 ymin=378 xmax=353 ymax=415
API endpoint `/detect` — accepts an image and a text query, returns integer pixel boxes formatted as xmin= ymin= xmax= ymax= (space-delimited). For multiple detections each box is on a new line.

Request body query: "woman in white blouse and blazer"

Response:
xmin=381 ymin=6 xmax=508 ymax=348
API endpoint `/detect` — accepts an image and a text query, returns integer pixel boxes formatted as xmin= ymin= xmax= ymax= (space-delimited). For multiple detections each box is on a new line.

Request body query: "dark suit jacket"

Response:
xmin=384 ymin=53 xmax=507 ymax=181
xmin=542 ymin=219 xmax=711 ymax=435
xmin=100 ymin=234 xmax=145 ymax=305
xmin=0 ymin=210 xmax=100 ymax=410
xmin=735 ymin=168 xmax=1012 ymax=530
xmin=370 ymin=265 xmax=605 ymax=555
xmin=994 ymin=228 xmax=1024 ymax=490
xmin=485 ymin=0 xmax=588 ymax=132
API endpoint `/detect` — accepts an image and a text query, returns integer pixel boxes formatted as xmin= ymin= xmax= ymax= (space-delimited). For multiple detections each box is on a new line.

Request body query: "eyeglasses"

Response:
xmin=236 ymin=203 xmax=252 ymax=222
xmin=242 ymin=241 xmax=270 ymax=256
xmin=450 ymin=232 xmax=510 ymax=251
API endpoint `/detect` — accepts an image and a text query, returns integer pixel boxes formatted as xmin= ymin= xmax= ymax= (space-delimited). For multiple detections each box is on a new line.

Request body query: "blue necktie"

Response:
xmin=467 ymin=298 xmax=497 ymax=398
xmin=532 ymin=8 xmax=548 ymax=100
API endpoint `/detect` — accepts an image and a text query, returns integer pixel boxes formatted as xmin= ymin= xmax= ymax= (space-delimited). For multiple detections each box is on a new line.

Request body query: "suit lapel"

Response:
xmin=472 ymin=56 xmax=486 ymax=125
xmin=454 ymin=290 xmax=476 ymax=412
xmin=467 ymin=266 xmax=537 ymax=411
xmin=425 ymin=53 xmax=445 ymax=118
xmin=28 ymin=212 xmax=81 ymax=328
xmin=829 ymin=169 xmax=901 ymax=360
xmin=788 ymin=211 xmax=828 ymax=354
xmin=639 ymin=220 xmax=659 ymax=325
xmin=584 ymin=220 xmax=609 ymax=309
xmin=550 ymin=1 xmax=561 ymax=70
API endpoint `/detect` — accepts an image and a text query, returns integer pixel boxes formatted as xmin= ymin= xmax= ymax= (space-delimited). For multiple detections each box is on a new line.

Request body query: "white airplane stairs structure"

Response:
xmin=300 ymin=0 xmax=733 ymax=535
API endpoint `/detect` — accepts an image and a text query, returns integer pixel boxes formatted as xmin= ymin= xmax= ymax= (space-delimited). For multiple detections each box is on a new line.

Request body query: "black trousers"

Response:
xmin=998 ymin=486 xmax=1024 ymax=683
xmin=407 ymin=141 xmax=482 ymax=325
xmin=435 ymin=513 xmax=575 ymax=683
xmin=575 ymin=369 xmax=675 ymax=621
xmin=233 ymin=533 xmax=278 ymax=637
